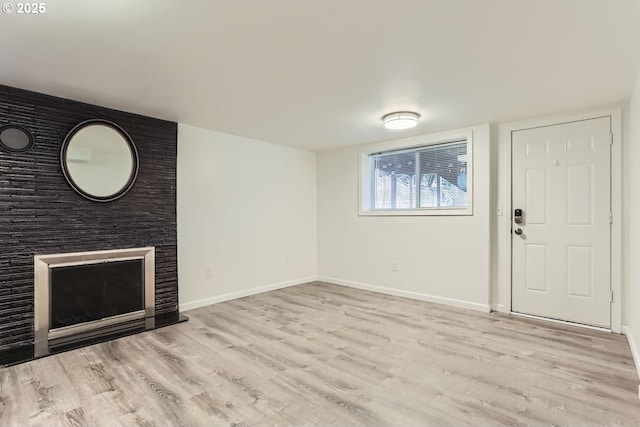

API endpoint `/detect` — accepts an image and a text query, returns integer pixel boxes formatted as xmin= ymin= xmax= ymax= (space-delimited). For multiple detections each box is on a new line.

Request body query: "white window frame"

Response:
xmin=359 ymin=128 xmax=473 ymax=216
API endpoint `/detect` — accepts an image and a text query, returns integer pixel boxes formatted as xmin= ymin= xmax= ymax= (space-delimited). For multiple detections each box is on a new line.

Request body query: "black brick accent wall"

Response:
xmin=0 ymin=85 xmax=178 ymax=350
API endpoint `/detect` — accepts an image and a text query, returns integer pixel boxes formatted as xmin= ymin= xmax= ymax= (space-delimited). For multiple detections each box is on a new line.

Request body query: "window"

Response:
xmin=360 ymin=131 xmax=472 ymax=215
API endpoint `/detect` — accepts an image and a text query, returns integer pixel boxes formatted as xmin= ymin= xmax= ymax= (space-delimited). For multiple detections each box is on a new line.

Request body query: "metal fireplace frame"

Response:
xmin=33 ymin=247 xmax=155 ymax=355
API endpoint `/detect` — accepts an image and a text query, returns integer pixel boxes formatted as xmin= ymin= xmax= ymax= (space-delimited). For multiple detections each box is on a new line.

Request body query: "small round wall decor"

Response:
xmin=0 ymin=125 xmax=35 ymax=153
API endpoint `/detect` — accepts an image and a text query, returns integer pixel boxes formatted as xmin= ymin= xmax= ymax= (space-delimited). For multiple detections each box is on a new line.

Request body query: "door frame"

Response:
xmin=494 ymin=107 xmax=622 ymax=333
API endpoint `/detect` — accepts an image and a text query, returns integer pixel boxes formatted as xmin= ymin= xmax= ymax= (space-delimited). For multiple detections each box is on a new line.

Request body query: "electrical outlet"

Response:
xmin=391 ymin=261 xmax=398 ymax=272
xmin=205 ymin=267 xmax=213 ymax=279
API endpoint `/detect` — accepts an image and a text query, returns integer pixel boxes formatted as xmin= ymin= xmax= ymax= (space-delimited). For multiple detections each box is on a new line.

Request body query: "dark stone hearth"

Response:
xmin=0 ymin=85 xmax=179 ymax=351
xmin=0 ymin=312 xmax=189 ymax=367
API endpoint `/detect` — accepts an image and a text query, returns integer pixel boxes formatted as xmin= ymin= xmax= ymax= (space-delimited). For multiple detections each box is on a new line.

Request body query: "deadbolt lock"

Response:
xmin=514 ymin=208 xmax=523 ymax=224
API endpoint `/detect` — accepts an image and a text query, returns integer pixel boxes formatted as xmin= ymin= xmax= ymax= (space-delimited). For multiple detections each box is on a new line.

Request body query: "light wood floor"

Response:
xmin=1 ymin=282 xmax=639 ymax=426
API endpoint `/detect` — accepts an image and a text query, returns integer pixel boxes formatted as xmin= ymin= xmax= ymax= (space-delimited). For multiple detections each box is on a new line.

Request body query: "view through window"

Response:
xmin=371 ymin=140 xmax=468 ymax=210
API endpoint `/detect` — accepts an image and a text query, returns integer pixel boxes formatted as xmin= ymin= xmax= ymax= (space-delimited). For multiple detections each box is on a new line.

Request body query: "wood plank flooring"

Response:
xmin=1 ymin=281 xmax=639 ymax=426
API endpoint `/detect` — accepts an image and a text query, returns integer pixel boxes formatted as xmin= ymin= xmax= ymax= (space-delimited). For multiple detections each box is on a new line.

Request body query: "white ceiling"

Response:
xmin=1 ymin=0 xmax=640 ymax=151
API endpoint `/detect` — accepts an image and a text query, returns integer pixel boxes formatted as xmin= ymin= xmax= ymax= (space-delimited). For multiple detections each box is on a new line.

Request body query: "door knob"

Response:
xmin=514 ymin=228 xmax=523 ymax=235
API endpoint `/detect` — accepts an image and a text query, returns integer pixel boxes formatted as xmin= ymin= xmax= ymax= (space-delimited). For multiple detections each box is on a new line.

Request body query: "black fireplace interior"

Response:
xmin=50 ymin=259 xmax=144 ymax=330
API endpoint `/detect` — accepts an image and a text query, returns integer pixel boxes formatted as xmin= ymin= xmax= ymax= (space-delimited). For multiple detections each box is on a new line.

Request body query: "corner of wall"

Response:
xmin=623 ymin=326 xmax=640 ymax=384
xmin=177 ymin=124 xmax=318 ymax=310
xmin=623 ymin=67 xmax=640 ymax=384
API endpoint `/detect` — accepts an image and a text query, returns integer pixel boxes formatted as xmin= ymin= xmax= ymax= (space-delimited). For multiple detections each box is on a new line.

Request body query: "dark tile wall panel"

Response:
xmin=0 ymin=85 xmax=178 ymax=350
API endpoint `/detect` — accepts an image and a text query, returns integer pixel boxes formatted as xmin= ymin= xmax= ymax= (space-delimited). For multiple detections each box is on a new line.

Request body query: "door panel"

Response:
xmin=525 ymin=168 xmax=547 ymax=224
xmin=525 ymin=244 xmax=548 ymax=292
xmin=566 ymin=164 xmax=592 ymax=225
xmin=566 ymin=245 xmax=592 ymax=298
xmin=512 ymin=117 xmax=611 ymax=328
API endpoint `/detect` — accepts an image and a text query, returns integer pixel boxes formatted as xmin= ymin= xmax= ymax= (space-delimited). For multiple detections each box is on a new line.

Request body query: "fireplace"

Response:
xmin=33 ymin=247 xmax=155 ymax=356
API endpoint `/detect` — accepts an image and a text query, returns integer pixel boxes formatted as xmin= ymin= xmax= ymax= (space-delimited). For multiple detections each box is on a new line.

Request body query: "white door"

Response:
xmin=511 ymin=117 xmax=611 ymax=328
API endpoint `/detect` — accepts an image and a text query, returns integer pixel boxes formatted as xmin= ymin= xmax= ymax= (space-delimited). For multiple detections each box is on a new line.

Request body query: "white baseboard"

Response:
xmin=491 ymin=303 xmax=508 ymax=313
xmin=180 ymin=275 xmax=491 ymax=314
xmin=622 ymin=325 xmax=640 ymax=383
xmin=318 ymin=276 xmax=490 ymax=313
xmin=179 ymin=276 xmax=317 ymax=312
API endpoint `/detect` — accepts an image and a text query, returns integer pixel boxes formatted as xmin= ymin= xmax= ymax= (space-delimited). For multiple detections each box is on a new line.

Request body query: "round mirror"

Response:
xmin=61 ymin=119 xmax=139 ymax=202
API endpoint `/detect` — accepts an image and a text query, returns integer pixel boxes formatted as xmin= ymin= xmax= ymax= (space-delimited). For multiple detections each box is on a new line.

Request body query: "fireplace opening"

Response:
xmin=50 ymin=258 xmax=144 ymax=330
xmin=34 ymin=247 xmax=156 ymax=356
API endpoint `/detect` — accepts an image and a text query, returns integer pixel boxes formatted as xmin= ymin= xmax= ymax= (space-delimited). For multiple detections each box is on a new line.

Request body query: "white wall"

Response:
xmin=177 ymin=124 xmax=317 ymax=311
xmin=624 ymin=69 xmax=640 ymax=374
xmin=317 ymin=124 xmax=491 ymax=311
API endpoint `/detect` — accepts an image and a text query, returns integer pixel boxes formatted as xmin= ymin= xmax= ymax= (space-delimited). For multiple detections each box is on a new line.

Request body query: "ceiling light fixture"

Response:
xmin=382 ymin=111 xmax=420 ymax=130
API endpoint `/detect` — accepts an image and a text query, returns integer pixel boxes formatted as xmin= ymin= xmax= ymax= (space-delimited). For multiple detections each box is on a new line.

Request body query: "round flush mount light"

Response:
xmin=382 ymin=111 xmax=420 ymax=130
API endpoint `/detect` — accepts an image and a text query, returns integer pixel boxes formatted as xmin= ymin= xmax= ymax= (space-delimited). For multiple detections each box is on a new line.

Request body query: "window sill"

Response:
xmin=359 ymin=208 xmax=472 ymax=217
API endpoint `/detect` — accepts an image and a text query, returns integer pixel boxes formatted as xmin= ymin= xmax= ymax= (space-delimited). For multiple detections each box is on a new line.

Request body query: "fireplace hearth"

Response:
xmin=0 ymin=247 xmax=187 ymax=366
